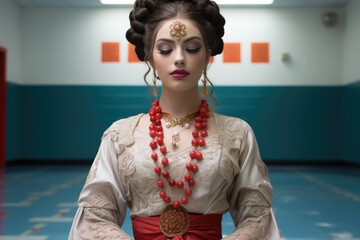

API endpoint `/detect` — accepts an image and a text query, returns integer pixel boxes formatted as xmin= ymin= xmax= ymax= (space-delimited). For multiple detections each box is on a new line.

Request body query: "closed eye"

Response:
xmin=186 ymin=47 xmax=201 ymax=53
xmin=158 ymin=49 xmax=172 ymax=55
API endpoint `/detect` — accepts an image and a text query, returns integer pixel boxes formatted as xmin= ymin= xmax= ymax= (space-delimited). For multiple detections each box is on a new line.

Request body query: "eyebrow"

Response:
xmin=155 ymin=36 xmax=203 ymax=44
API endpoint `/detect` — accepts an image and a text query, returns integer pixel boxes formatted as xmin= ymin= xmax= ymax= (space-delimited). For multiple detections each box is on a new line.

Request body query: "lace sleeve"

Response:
xmin=69 ymin=129 xmax=133 ymax=240
xmin=224 ymin=189 xmax=271 ymax=240
xmin=76 ymin=208 xmax=132 ymax=239
xmin=223 ymin=123 xmax=280 ymax=240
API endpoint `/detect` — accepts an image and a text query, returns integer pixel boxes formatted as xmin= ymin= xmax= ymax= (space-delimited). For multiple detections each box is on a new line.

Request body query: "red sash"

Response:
xmin=132 ymin=213 xmax=222 ymax=240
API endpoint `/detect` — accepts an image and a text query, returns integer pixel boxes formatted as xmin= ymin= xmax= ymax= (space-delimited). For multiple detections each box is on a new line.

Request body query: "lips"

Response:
xmin=170 ymin=69 xmax=189 ymax=79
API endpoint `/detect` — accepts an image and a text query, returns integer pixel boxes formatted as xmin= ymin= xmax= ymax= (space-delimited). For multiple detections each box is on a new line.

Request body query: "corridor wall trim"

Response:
xmin=0 ymin=47 xmax=6 ymax=168
xmin=6 ymin=82 xmax=359 ymax=163
xmin=342 ymin=80 xmax=360 ymax=163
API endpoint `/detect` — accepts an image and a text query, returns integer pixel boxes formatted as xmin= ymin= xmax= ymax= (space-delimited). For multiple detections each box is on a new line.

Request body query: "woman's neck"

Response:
xmin=159 ymin=88 xmax=201 ymax=118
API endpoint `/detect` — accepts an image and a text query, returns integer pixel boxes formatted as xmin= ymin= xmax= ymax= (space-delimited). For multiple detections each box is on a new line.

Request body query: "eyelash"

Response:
xmin=186 ymin=48 xmax=201 ymax=53
xmin=158 ymin=47 xmax=201 ymax=55
xmin=158 ymin=50 xmax=172 ymax=55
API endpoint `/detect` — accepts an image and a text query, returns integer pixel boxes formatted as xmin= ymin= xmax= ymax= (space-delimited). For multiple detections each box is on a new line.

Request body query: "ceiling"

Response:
xmin=11 ymin=0 xmax=351 ymax=8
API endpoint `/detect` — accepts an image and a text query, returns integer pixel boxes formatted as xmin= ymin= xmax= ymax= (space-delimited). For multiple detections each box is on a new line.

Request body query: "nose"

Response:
xmin=174 ymin=48 xmax=185 ymax=66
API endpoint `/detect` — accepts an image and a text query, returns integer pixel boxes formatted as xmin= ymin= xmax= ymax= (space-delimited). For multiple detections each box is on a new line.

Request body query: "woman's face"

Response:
xmin=152 ymin=18 xmax=208 ymax=94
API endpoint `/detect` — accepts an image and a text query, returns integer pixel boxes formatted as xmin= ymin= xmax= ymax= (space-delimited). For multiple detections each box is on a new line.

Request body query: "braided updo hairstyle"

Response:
xmin=126 ymin=0 xmax=225 ymax=62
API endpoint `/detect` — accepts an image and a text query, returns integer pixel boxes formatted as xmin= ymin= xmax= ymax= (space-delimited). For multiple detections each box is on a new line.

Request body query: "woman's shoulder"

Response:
xmin=213 ymin=112 xmax=252 ymax=132
xmin=101 ymin=114 xmax=143 ymax=143
xmin=213 ymin=113 xmax=255 ymax=150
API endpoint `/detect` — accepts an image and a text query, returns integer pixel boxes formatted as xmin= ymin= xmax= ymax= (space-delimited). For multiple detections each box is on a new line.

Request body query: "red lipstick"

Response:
xmin=170 ymin=69 xmax=189 ymax=79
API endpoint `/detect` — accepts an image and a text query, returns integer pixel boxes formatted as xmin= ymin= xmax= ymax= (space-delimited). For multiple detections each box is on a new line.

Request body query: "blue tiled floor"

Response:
xmin=1 ymin=164 xmax=360 ymax=240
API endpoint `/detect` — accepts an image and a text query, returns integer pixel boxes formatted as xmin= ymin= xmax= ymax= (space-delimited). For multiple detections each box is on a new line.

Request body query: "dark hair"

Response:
xmin=126 ymin=0 xmax=225 ymax=62
xmin=126 ymin=0 xmax=224 ymax=107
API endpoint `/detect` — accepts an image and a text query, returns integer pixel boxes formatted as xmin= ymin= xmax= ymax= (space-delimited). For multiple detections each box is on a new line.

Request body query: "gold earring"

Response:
xmin=153 ymin=69 xmax=158 ymax=98
xmin=202 ymin=70 xmax=208 ymax=98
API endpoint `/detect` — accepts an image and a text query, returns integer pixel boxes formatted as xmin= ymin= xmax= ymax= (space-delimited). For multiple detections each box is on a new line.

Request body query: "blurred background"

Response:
xmin=0 ymin=0 xmax=359 ymax=239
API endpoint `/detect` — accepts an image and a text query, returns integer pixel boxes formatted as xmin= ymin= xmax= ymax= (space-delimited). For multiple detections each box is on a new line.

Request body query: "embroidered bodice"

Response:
xmin=69 ymin=113 xmax=280 ymax=240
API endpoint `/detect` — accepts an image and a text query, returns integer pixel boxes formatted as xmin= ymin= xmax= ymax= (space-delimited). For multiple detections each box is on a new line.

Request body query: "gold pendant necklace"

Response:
xmin=162 ymin=111 xmax=198 ymax=148
xmin=162 ymin=111 xmax=199 ymax=128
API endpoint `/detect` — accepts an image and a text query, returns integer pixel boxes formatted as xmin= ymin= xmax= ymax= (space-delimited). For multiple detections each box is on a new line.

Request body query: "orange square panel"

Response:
xmin=223 ymin=42 xmax=241 ymax=63
xmin=251 ymin=42 xmax=269 ymax=63
xmin=128 ymin=43 xmax=142 ymax=63
xmin=102 ymin=42 xmax=120 ymax=63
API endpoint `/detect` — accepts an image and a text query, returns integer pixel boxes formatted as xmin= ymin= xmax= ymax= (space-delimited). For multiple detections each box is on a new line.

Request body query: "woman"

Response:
xmin=69 ymin=0 xmax=280 ymax=239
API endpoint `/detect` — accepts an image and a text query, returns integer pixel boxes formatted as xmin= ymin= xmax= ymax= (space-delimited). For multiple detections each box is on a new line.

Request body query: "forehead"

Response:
xmin=155 ymin=18 xmax=203 ymax=41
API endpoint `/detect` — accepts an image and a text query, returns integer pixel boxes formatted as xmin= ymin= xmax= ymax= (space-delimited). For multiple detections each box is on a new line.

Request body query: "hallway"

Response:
xmin=1 ymin=164 xmax=359 ymax=240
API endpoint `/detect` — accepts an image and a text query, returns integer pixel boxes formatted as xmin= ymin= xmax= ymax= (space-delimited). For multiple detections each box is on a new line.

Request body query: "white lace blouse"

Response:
xmin=69 ymin=113 xmax=280 ymax=239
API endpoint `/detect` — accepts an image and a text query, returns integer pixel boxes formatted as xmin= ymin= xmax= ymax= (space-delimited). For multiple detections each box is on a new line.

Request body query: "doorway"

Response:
xmin=0 ymin=47 xmax=6 ymax=168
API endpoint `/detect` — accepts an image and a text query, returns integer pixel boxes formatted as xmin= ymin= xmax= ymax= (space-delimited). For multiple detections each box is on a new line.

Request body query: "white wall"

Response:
xmin=218 ymin=7 xmax=344 ymax=86
xmin=22 ymin=6 xmax=344 ymax=86
xmin=0 ymin=0 xmax=22 ymax=84
xmin=343 ymin=0 xmax=360 ymax=84
xmin=22 ymin=7 xmax=147 ymax=86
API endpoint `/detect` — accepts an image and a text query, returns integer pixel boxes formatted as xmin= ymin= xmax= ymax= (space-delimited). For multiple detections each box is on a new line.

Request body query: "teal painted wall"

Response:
xmin=5 ymin=82 xmax=358 ymax=163
xmin=342 ymin=80 xmax=360 ymax=163
xmin=6 ymin=83 xmax=23 ymax=161
xmin=7 ymin=84 xmax=150 ymax=161
xmin=216 ymin=86 xmax=341 ymax=161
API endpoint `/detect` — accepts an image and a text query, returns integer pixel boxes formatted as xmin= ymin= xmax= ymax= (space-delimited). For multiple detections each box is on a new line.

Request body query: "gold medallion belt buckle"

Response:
xmin=159 ymin=205 xmax=190 ymax=238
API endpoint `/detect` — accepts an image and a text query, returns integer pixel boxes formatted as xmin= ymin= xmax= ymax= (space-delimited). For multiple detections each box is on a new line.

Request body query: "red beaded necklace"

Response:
xmin=148 ymin=99 xmax=210 ymax=209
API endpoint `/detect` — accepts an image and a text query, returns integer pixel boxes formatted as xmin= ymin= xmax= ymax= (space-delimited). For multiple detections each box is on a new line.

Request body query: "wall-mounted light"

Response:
xmin=217 ymin=0 xmax=274 ymax=5
xmin=99 ymin=0 xmax=133 ymax=4
xmin=99 ymin=0 xmax=274 ymax=6
xmin=322 ymin=12 xmax=338 ymax=28
xmin=281 ymin=52 xmax=290 ymax=62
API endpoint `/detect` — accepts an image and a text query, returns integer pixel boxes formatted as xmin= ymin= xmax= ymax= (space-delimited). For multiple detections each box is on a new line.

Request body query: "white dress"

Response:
xmin=69 ymin=113 xmax=280 ymax=240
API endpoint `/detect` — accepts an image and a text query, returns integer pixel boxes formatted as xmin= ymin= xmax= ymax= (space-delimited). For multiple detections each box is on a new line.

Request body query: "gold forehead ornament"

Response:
xmin=169 ymin=21 xmax=186 ymax=40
